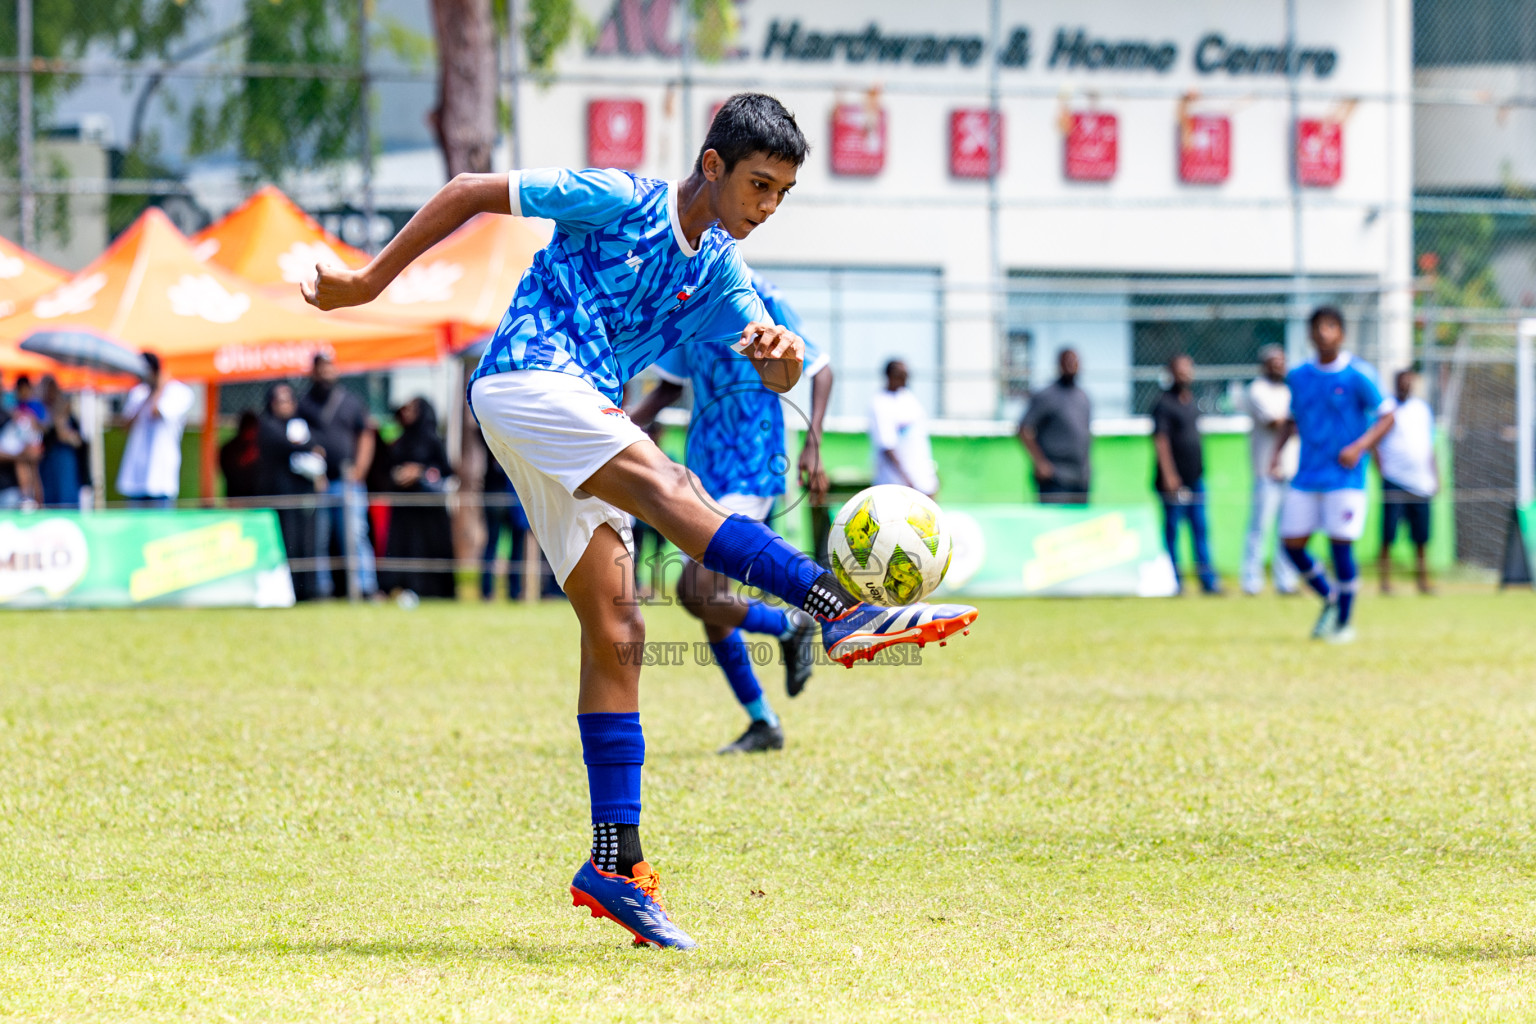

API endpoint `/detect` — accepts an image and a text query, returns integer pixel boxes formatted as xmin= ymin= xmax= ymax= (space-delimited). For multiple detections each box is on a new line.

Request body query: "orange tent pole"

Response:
xmin=200 ymin=382 xmax=221 ymax=503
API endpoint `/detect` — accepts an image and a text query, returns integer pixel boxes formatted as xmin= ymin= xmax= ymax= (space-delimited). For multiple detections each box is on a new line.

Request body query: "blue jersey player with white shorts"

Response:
xmin=303 ymin=94 xmax=977 ymax=950
xmin=629 ymin=271 xmax=834 ymax=755
xmin=1272 ymin=307 xmax=1396 ymax=644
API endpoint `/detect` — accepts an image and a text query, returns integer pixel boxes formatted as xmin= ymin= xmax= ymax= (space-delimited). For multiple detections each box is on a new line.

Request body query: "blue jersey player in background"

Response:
xmin=628 ymin=271 xmax=835 ymax=755
xmin=1271 ymin=306 xmax=1396 ymax=644
xmin=304 ymin=94 xmax=978 ymax=950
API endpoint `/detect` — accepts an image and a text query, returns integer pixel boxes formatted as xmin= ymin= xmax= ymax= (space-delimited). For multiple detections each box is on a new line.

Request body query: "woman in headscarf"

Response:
xmin=37 ymin=376 xmax=87 ymax=507
xmin=258 ymin=383 xmax=324 ymax=601
xmin=379 ymin=396 xmax=456 ymax=599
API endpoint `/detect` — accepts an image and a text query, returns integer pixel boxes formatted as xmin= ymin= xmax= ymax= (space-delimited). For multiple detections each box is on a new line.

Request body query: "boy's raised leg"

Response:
xmin=582 ymin=443 xmax=977 ymax=667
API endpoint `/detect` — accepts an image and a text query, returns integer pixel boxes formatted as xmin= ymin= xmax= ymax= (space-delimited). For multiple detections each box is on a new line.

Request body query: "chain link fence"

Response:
xmin=4 ymin=0 xmax=1536 ymax=579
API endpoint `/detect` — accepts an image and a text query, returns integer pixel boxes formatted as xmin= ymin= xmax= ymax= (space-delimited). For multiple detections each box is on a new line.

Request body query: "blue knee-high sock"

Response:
xmin=709 ymin=630 xmax=777 ymax=725
xmin=577 ymin=712 xmax=643 ymax=826
xmin=1330 ymin=541 xmax=1357 ymax=626
xmin=1285 ymin=545 xmax=1334 ymax=602
xmin=739 ymin=600 xmax=791 ymax=638
xmin=703 ymin=515 xmax=852 ymax=618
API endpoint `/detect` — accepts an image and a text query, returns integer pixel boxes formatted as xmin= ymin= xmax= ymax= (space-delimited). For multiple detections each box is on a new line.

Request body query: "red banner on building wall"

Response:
xmin=950 ymin=109 xmax=1003 ymax=179
xmin=1065 ymin=112 xmax=1118 ymax=182
xmin=1179 ymin=114 xmax=1231 ymax=184
xmin=830 ymin=103 xmax=887 ymax=176
xmin=1296 ymin=119 xmax=1343 ymax=187
xmin=588 ymin=99 xmax=646 ymax=169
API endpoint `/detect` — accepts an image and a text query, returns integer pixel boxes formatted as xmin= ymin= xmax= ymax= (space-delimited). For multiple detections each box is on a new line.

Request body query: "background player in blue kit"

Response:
xmin=1270 ymin=307 xmax=1396 ymax=644
xmin=303 ymin=94 xmax=978 ymax=950
xmin=628 ymin=271 xmax=835 ymax=754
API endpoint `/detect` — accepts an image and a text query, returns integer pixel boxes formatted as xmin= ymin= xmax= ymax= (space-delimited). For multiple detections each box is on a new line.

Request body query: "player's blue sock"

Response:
xmin=1285 ymin=546 xmax=1334 ymax=601
xmin=578 ymin=712 xmax=644 ymax=875
xmin=1331 ymin=541 xmax=1357 ymax=626
xmin=709 ymin=630 xmax=776 ymax=724
xmin=703 ymin=514 xmax=854 ymax=619
xmin=739 ymin=600 xmax=791 ymax=638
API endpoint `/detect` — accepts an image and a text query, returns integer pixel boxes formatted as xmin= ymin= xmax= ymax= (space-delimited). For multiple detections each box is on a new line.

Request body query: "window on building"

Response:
xmin=753 ymin=266 xmax=943 ymax=421
xmin=1009 ymin=273 xmax=1383 ymax=420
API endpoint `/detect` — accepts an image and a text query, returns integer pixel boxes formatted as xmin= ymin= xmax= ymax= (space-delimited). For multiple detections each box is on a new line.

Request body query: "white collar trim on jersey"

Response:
xmin=1310 ymin=352 xmax=1353 ymax=373
xmin=666 ymin=182 xmax=699 ymax=258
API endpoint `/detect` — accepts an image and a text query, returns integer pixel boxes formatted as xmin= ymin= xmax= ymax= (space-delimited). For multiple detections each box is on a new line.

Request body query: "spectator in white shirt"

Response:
xmin=868 ymin=359 xmax=938 ymax=496
xmin=1241 ymin=346 xmax=1300 ymax=595
xmin=1376 ymin=368 xmax=1439 ymax=595
xmin=116 ymin=352 xmax=195 ymax=508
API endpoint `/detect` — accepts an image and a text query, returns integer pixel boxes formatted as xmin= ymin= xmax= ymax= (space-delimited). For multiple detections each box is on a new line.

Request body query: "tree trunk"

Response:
xmin=429 ymin=0 xmax=496 ymax=586
xmin=429 ymin=0 xmax=497 ymax=177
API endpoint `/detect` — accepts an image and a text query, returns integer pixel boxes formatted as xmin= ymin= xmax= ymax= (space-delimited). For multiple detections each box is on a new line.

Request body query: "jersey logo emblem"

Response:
xmin=599 ymin=406 xmax=628 ymax=418
xmin=668 ymin=287 xmax=696 ymax=313
xmin=624 ymin=250 xmax=644 ymax=272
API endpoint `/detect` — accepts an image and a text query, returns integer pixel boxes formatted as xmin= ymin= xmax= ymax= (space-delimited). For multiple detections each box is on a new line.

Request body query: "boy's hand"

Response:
xmin=738 ymin=322 xmax=804 ymax=361
xmin=737 ymin=322 xmax=803 ymax=393
xmin=1338 ymin=442 xmax=1364 ymax=470
xmin=302 ymin=265 xmax=377 ymax=311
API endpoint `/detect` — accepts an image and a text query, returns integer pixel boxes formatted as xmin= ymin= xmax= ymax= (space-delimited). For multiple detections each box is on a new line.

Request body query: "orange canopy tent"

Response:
xmin=192 ymin=185 xmax=370 ymax=290
xmin=0 ymin=208 xmax=445 ymax=497
xmin=0 ymin=234 xmax=68 ymax=315
xmin=0 ymin=207 xmax=443 ymax=383
xmin=0 ymin=237 xmax=75 ymax=384
xmin=192 ymin=187 xmax=549 ymax=351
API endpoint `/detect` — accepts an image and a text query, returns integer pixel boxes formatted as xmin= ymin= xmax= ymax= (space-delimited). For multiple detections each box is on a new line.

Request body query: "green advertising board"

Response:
xmin=1502 ymin=503 xmax=1536 ymax=588
xmin=0 ymin=510 xmax=294 ymax=609
xmin=934 ymin=504 xmax=1178 ymax=598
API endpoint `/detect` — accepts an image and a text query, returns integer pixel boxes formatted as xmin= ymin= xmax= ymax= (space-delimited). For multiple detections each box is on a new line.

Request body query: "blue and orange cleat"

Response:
xmin=570 ymin=859 xmax=698 ymax=950
xmin=819 ymin=601 xmax=979 ymax=668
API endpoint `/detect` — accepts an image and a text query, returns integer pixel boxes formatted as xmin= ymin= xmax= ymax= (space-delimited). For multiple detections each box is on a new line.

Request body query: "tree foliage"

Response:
xmin=188 ymin=0 xmax=362 ymax=183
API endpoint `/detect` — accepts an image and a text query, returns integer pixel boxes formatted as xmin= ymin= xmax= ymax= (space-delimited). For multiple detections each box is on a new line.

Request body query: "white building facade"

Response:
xmin=505 ymin=0 xmax=1414 ymax=422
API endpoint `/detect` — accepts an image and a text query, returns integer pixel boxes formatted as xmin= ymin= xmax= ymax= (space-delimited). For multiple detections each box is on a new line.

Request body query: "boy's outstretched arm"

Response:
xmin=302 ymin=172 xmax=511 ymax=310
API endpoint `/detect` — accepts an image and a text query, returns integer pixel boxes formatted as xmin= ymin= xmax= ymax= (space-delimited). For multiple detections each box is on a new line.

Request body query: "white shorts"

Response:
xmin=469 ymin=369 xmax=650 ymax=586
xmin=1280 ymin=488 xmax=1368 ymax=542
xmin=676 ymin=492 xmax=776 ymax=567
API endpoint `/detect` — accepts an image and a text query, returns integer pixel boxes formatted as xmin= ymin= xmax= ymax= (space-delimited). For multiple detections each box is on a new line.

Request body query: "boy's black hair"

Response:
xmin=694 ymin=93 xmax=809 ymax=174
xmin=141 ymin=351 xmax=161 ymax=375
xmin=1308 ymin=305 xmax=1345 ymax=332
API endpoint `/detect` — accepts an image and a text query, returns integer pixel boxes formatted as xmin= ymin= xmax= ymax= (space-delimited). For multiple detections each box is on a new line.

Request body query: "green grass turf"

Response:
xmin=2 ymin=590 xmax=1536 ymax=1021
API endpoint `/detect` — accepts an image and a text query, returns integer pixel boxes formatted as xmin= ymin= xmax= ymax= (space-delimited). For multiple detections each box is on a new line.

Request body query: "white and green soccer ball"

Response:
xmin=829 ymin=484 xmax=953 ymax=606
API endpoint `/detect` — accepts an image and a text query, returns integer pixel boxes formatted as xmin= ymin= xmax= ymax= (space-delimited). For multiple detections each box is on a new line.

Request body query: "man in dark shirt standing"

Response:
xmin=1018 ymin=348 xmax=1092 ymax=504
xmin=299 ymin=353 xmax=379 ymax=599
xmin=1152 ymin=354 xmax=1221 ymax=595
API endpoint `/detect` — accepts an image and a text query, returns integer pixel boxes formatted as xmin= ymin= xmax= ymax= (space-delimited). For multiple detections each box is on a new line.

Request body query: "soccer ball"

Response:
xmin=829 ymin=484 xmax=953 ymax=605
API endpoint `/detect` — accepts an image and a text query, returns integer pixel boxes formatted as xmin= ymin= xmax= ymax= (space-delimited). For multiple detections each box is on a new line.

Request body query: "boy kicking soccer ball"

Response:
xmin=304 ymin=94 xmax=977 ymax=949
xmin=1271 ymin=306 xmax=1395 ymax=643
xmin=627 ymin=270 xmax=833 ymax=755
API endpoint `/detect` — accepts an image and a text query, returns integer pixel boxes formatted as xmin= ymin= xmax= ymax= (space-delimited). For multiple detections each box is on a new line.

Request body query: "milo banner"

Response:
xmin=935 ymin=504 xmax=1178 ymax=598
xmin=0 ymin=510 xmax=295 ymax=609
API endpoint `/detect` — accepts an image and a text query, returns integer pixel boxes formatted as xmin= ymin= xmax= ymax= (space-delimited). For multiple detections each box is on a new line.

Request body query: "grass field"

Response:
xmin=3 ymin=590 xmax=1536 ymax=1022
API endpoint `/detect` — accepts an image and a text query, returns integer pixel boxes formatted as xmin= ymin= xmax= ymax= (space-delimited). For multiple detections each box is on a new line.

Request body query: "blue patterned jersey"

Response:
xmin=470 ymin=168 xmax=768 ymax=403
xmin=652 ymin=272 xmax=828 ymax=499
xmin=1288 ymin=354 xmax=1388 ymax=492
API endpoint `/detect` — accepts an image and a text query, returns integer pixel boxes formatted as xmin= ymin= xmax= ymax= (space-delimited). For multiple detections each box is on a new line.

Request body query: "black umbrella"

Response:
xmin=20 ymin=330 xmax=150 ymax=379
xmin=18 ymin=331 xmax=149 ymax=509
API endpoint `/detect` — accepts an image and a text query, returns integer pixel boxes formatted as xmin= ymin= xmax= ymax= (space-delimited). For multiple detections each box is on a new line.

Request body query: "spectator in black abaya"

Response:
xmin=258 ymin=383 xmax=325 ymax=601
xmin=379 ymin=397 xmax=457 ymax=600
xmin=220 ymin=410 xmax=263 ymax=500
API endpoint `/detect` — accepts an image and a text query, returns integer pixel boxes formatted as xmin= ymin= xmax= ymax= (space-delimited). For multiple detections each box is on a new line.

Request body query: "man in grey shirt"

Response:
xmin=1018 ymin=348 xmax=1092 ymax=504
